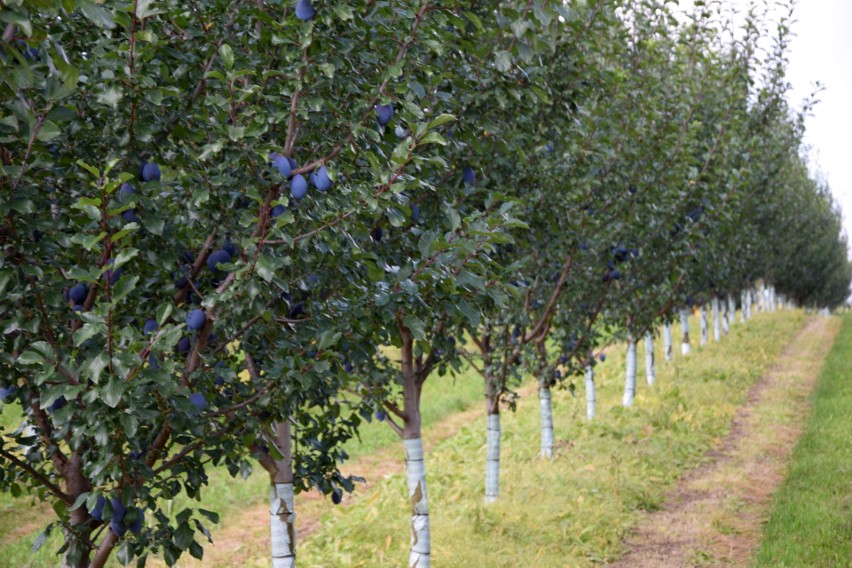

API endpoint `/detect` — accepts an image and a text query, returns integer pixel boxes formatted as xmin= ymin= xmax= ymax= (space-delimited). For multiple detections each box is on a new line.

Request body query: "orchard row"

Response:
xmin=0 ymin=1 xmax=848 ymax=568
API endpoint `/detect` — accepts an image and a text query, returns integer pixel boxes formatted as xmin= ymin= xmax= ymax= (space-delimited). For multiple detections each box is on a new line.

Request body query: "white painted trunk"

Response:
xmin=623 ymin=337 xmax=637 ymax=407
xmin=728 ymin=294 xmax=736 ymax=324
xmin=484 ymin=413 xmax=500 ymax=503
xmin=539 ymin=386 xmax=554 ymax=458
xmin=722 ymin=302 xmax=730 ymax=335
xmin=740 ymin=291 xmax=747 ymax=323
xmin=405 ymin=437 xmax=430 ymax=568
xmin=585 ymin=365 xmax=596 ymax=420
xmin=644 ymin=332 xmax=656 ymax=386
xmin=663 ymin=323 xmax=673 ymax=362
xmin=712 ymin=297 xmax=721 ymax=342
xmin=699 ymin=306 xmax=708 ymax=346
xmin=680 ymin=308 xmax=691 ymax=355
xmin=270 ymin=484 xmax=296 ymax=568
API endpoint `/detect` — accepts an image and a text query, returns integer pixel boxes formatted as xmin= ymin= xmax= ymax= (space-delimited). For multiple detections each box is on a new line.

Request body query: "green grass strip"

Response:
xmin=296 ymin=312 xmax=805 ymax=567
xmin=754 ymin=314 xmax=852 ymax=567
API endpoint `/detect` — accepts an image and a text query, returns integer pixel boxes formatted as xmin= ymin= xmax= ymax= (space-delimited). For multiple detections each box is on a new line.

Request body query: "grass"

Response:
xmin=0 ymin=351 xmax=489 ymax=566
xmin=292 ymin=311 xmax=806 ymax=567
xmin=0 ymin=310 xmax=818 ymax=567
xmin=753 ymin=314 xmax=852 ymax=567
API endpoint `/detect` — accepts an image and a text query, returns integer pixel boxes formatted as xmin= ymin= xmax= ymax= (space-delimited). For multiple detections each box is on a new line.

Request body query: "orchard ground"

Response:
xmin=1 ymin=310 xmax=850 ymax=566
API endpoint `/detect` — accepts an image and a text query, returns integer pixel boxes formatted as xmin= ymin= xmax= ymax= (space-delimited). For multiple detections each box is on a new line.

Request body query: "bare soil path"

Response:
xmin=608 ymin=316 xmax=841 ymax=568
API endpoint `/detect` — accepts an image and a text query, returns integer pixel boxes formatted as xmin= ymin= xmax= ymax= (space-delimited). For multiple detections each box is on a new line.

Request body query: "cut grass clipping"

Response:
xmin=755 ymin=313 xmax=852 ymax=568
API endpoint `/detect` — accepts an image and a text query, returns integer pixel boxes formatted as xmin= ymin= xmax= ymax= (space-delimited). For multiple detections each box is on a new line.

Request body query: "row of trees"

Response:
xmin=1 ymin=1 xmax=848 ymax=567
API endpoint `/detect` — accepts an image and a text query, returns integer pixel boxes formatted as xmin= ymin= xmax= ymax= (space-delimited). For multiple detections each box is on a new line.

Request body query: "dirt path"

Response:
xmin=608 ymin=316 xmax=841 ymax=568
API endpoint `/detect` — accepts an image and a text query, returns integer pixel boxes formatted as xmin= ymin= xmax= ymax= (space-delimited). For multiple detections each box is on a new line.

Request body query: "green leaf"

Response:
xmin=418 ymin=132 xmax=447 ymax=147
xmin=111 ymin=275 xmax=138 ymax=302
xmin=88 ymin=352 xmax=110 ymax=386
xmin=427 ymin=114 xmax=456 ymax=129
xmin=403 ymin=315 xmax=426 ymax=340
xmin=36 ymin=120 xmax=61 ymax=142
xmin=16 ymin=349 xmax=44 ymax=365
xmin=136 ymin=0 xmax=161 ymax=20
xmin=78 ymin=0 xmax=116 ymax=29
xmin=219 ymin=44 xmax=234 ymax=70
xmin=101 ymin=377 xmax=125 ymax=408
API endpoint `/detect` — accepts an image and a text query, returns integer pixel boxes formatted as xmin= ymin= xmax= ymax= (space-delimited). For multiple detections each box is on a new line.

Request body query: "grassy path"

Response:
xmin=610 ymin=315 xmax=840 ymax=567
xmin=754 ymin=314 xmax=852 ymax=567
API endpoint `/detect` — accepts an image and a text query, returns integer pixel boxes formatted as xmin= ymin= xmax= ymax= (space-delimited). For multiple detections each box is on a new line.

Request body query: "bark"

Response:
xmin=699 ymin=306 xmax=708 ymax=346
xmin=722 ymin=300 xmax=730 ymax=335
xmin=61 ymin=452 xmax=94 ymax=568
xmin=623 ymin=335 xmax=637 ymax=407
xmin=680 ymin=308 xmax=691 ymax=355
xmin=644 ymin=332 xmax=655 ymax=386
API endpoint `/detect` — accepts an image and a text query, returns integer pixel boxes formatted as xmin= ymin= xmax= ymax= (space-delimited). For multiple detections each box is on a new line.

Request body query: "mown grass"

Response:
xmin=291 ymin=311 xmax=806 ymax=567
xmin=754 ymin=314 xmax=852 ymax=568
xmin=0 ymin=352 xmax=489 ymax=566
xmin=0 ymin=310 xmax=809 ymax=567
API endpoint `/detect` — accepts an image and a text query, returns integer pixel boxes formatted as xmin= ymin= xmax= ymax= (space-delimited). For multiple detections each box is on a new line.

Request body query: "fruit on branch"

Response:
xmin=375 ymin=104 xmax=394 ymax=126
xmin=290 ymin=174 xmax=308 ymax=199
xmin=186 ymin=309 xmax=206 ymax=331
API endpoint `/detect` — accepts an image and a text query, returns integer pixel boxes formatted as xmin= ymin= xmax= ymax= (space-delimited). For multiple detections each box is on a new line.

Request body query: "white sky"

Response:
xmin=673 ymin=1 xmax=852 ymax=246
xmin=784 ymin=1 xmax=852 ymax=243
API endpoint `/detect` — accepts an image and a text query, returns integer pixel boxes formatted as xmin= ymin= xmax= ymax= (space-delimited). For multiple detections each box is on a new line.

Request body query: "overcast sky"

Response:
xmin=784 ymin=0 xmax=852 ymax=242
xmin=673 ymin=1 xmax=852 ymax=245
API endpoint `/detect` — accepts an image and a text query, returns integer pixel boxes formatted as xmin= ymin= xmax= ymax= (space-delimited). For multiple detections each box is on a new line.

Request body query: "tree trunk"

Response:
xmin=399 ymin=324 xmax=429 ymax=568
xmin=740 ymin=291 xmax=747 ymax=323
xmin=713 ymin=297 xmax=721 ymax=342
xmin=254 ymin=419 xmax=296 ymax=568
xmin=728 ymin=294 xmax=736 ymax=324
xmin=699 ymin=305 xmax=708 ymax=346
xmin=663 ymin=322 xmax=673 ymax=362
xmin=62 ymin=453 xmax=94 ymax=568
xmin=722 ymin=300 xmax=730 ymax=335
xmin=484 ymin=407 xmax=500 ymax=503
xmin=267 ymin=421 xmax=296 ymax=568
xmin=680 ymin=308 xmax=691 ymax=355
xmin=623 ymin=335 xmax=637 ymax=407
xmin=404 ymin=436 xmax=430 ymax=567
xmin=585 ymin=364 xmax=596 ymax=420
xmin=644 ymin=332 xmax=655 ymax=386
xmin=539 ymin=383 xmax=554 ymax=458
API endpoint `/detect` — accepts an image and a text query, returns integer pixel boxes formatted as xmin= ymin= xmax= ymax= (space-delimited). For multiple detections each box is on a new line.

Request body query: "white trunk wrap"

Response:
xmin=484 ymin=413 xmax=500 ymax=503
xmin=405 ymin=437 xmax=430 ymax=568
xmin=712 ymin=297 xmax=721 ymax=342
xmin=699 ymin=306 xmax=708 ymax=346
xmin=644 ymin=332 xmax=656 ymax=386
xmin=623 ymin=337 xmax=637 ymax=407
xmin=728 ymin=294 xmax=736 ymax=324
xmin=540 ymin=387 xmax=554 ymax=458
xmin=680 ymin=309 xmax=691 ymax=355
xmin=585 ymin=365 xmax=596 ymax=420
xmin=270 ymin=483 xmax=296 ymax=568
xmin=663 ymin=323 xmax=673 ymax=362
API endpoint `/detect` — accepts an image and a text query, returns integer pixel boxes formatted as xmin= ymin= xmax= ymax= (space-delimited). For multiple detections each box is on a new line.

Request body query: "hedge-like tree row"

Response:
xmin=0 ymin=1 xmax=848 ymax=567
